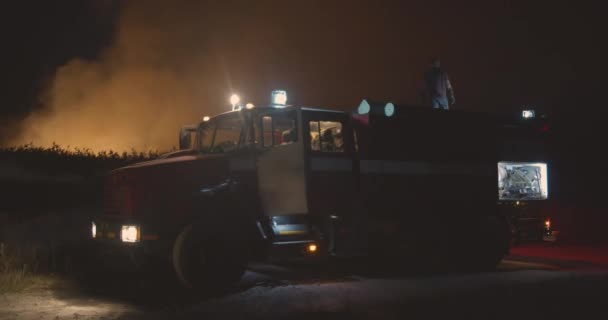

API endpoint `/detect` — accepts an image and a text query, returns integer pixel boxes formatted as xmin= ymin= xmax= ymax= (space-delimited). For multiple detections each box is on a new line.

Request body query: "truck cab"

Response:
xmin=92 ymin=94 xmax=512 ymax=288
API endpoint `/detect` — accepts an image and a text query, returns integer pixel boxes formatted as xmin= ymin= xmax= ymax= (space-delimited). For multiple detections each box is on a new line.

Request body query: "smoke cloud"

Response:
xmin=9 ymin=1 xmax=295 ymax=151
xmin=8 ymin=0 xmax=453 ymax=152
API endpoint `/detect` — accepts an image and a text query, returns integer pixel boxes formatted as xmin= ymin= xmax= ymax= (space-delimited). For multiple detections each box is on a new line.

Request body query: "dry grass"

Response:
xmin=0 ymin=242 xmax=54 ymax=293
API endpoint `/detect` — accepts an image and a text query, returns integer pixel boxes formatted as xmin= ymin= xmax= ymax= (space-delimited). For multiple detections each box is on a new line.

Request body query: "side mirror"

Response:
xmin=179 ymin=125 xmax=197 ymax=150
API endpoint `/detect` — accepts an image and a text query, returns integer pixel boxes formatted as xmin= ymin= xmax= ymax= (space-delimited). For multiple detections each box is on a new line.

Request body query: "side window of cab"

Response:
xmin=309 ymin=120 xmax=344 ymax=153
xmin=260 ymin=111 xmax=298 ymax=147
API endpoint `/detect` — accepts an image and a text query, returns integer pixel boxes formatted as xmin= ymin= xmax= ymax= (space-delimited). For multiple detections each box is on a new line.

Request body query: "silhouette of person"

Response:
xmin=425 ymin=58 xmax=456 ymax=110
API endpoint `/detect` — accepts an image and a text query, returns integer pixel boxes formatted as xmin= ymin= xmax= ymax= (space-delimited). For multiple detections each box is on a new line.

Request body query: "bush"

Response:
xmin=0 ymin=143 xmax=163 ymax=177
xmin=0 ymin=144 xmax=167 ymax=222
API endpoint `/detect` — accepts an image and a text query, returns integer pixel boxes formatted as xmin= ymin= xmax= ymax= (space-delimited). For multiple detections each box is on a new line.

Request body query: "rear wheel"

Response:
xmin=469 ymin=238 xmax=509 ymax=272
xmin=172 ymin=224 xmax=246 ymax=290
xmin=468 ymin=249 xmax=505 ymax=272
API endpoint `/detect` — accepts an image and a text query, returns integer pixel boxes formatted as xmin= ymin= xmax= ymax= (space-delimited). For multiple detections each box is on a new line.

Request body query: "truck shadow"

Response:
xmin=50 ymin=265 xmax=253 ymax=310
xmin=51 ymin=255 xmax=538 ymax=310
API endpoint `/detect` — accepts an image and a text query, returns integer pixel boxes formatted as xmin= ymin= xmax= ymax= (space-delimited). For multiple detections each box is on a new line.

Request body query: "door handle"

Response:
xmin=199 ymin=177 xmax=238 ymax=196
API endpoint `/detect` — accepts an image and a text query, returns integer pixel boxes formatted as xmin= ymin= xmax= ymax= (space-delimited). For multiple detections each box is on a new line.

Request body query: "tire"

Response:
xmin=471 ymin=250 xmax=505 ymax=272
xmin=472 ymin=237 xmax=509 ymax=272
xmin=172 ymin=224 xmax=247 ymax=290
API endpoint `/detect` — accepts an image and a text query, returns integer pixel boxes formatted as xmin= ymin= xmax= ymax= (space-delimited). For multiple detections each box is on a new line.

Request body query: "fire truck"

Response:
xmin=91 ymin=91 xmax=511 ymax=288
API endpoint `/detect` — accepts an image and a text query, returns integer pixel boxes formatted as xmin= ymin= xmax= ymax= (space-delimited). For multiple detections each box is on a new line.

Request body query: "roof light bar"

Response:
xmin=357 ymin=99 xmax=371 ymax=115
xmin=271 ymin=90 xmax=287 ymax=107
xmin=385 ymin=102 xmax=395 ymax=117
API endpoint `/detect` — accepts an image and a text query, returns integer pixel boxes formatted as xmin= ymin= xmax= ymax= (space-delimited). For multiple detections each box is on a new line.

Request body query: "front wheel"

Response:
xmin=172 ymin=224 xmax=247 ymax=290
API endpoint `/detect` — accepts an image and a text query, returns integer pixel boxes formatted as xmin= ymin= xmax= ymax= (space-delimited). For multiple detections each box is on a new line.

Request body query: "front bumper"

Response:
xmin=88 ymin=218 xmax=168 ymax=270
xmin=84 ymin=239 xmax=150 ymax=271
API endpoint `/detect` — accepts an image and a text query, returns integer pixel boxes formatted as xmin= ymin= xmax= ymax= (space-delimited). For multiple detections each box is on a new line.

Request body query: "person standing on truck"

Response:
xmin=425 ymin=58 xmax=456 ymax=110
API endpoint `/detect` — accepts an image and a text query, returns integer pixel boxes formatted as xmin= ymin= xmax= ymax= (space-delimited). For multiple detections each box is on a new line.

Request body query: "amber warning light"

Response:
xmin=307 ymin=244 xmax=318 ymax=254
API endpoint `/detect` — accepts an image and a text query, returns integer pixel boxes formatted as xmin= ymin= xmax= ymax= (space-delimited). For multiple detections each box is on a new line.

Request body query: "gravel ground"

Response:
xmin=1 ymin=258 xmax=608 ymax=320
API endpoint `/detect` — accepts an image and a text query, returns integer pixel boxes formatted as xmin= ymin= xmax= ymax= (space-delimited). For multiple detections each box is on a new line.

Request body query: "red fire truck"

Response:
xmin=91 ymin=91 xmax=511 ymax=288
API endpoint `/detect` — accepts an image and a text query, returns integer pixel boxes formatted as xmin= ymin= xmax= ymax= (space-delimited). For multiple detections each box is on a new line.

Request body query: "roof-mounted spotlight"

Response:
xmin=230 ymin=94 xmax=241 ymax=110
xmin=202 ymin=116 xmax=210 ymax=122
xmin=245 ymin=103 xmax=255 ymax=109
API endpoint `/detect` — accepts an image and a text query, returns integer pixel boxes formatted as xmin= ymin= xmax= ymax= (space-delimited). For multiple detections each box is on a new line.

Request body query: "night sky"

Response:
xmin=1 ymin=1 xmax=117 ymax=117
xmin=0 ymin=1 xmax=605 ymax=150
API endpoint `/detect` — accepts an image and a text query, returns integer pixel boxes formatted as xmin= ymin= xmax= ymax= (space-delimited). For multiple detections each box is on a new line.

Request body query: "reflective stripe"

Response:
xmin=360 ymin=160 xmax=494 ymax=176
xmin=310 ymin=158 xmax=353 ymax=172
xmin=278 ymin=230 xmax=308 ymax=235
xmin=229 ymin=159 xmax=256 ymax=171
xmin=273 ymin=223 xmax=309 ymax=236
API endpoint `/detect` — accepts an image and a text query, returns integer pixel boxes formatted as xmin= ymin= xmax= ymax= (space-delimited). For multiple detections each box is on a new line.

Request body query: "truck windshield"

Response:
xmin=211 ymin=116 xmax=242 ymax=153
xmin=198 ymin=115 xmax=243 ymax=153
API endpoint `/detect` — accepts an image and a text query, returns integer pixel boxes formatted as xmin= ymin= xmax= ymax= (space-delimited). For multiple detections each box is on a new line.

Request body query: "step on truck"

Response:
xmin=91 ymin=91 xmax=511 ymax=288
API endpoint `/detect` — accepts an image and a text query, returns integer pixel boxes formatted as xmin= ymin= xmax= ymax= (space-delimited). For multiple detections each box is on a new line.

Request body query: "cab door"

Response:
xmin=255 ymin=108 xmax=308 ymax=217
xmin=302 ymin=110 xmax=364 ymax=256
xmin=190 ymin=113 xmax=258 ymax=220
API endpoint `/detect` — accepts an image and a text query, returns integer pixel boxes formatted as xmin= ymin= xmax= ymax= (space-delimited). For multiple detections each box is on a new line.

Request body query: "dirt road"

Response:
xmin=2 ymin=256 xmax=607 ymax=320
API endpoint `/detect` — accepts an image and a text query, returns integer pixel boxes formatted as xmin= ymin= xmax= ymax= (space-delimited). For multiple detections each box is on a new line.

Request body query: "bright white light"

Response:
xmin=358 ymin=99 xmax=371 ymax=115
xmin=91 ymin=222 xmax=96 ymax=238
xmin=230 ymin=94 xmax=240 ymax=107
xmin=522 ymin=110 xmax=535 ymax=119
xmin=202 ymin=116 xmax=210 ymax=122
xmin=246 ymin=103 xmax=255 ymax=109
xmin=385 ymin=102 xmax=395 ymax=117
xmin=121 ymin=225 xmax=140 ymax=243
xmin=271 ymin=90 xmax=287 ymax=106
xmin=498 ymin=162 xmax=548 ymax=200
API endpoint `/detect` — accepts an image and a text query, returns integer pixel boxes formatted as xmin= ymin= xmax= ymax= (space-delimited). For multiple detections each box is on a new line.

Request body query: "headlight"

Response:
xmin=120 ymin=225 xmax=140 ymax=243
xmin=91 ymin=222 xmax=97 ymax=238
